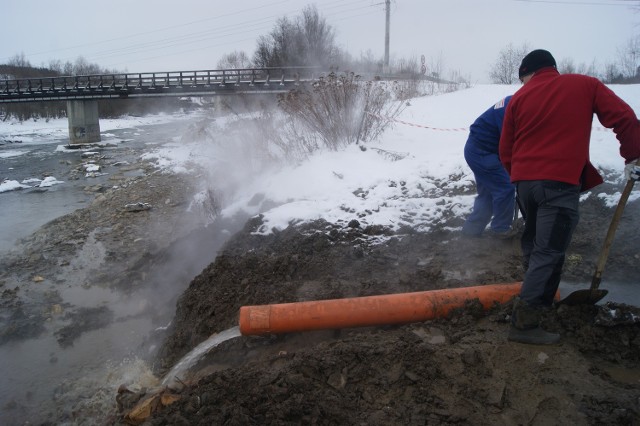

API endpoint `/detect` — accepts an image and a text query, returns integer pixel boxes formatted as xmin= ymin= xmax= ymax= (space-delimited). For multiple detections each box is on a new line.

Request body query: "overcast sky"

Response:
xmin=1 ymin=0 xmax=638 ymax=82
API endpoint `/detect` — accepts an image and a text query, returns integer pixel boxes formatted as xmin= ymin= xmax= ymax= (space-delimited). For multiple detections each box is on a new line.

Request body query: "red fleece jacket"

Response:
xmin=499 ymin=68 xmax=640 ymax=191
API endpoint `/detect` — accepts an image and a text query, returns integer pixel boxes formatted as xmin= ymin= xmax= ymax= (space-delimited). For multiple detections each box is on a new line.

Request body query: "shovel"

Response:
xmin=560 ymin=163 xmax=638 ymax=305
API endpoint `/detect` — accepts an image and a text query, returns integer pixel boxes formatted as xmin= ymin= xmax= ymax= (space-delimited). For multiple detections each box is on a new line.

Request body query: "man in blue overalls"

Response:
xmin=462 ymin=96 xmax=516 ymax=238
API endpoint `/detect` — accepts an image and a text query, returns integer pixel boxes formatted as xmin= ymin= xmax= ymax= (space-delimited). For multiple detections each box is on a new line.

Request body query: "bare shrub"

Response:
xmin=253 ymin=5 xmax=339 ymax=68
xmin=393 ymin=78 xmax=421 ymax=100
xmin=271 ymin=114 xmax=323 ymax=161
xmin=617 ymin=35 xmax=640 ymax=80
xmin=216 ymin=51 xmax=251 ymax=70
xmin=489 ymin=43 xmax=530 ymax=84
xmin=277 ymin=72 xmax=407 ymax=155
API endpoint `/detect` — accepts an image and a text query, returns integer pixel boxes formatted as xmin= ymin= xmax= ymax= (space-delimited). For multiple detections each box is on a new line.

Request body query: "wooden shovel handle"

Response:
xmin=590 ymin=159 xmax=639 ymax=291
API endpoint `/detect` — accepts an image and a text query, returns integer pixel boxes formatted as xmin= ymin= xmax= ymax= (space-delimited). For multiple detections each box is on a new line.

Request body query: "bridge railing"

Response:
xmin=0 ymin=67 xmax=321 ymax=102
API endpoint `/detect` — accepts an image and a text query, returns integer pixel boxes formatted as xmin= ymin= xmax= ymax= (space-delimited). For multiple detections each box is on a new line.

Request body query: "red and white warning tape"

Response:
xmin=367 ymin=111 xmax=467 ymax=131
xmin=368 ymin=111 xmax=612 ymax=133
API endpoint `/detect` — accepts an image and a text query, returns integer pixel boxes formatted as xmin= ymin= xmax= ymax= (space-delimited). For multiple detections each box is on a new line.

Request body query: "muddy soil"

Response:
xmin=1 ymin=151 xmax=639 ymax=425
xmin=145 ymin=182 xmax=639 ymax=425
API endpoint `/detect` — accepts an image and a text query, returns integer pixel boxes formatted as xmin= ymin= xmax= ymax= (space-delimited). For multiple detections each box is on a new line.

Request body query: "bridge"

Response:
xmin=0 ymin=67 xmax=317 ymax=143
xmin=0 ymin=67 xmax=317 ymax=102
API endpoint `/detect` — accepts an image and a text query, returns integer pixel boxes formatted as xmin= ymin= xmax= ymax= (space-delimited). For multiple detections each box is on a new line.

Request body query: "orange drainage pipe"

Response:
xmin=239 ymin=282 xmax=525 ymax=336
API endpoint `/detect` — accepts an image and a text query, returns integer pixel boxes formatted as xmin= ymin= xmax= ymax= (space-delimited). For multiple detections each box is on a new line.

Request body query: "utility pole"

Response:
xmin=384 ymin=0 xmax=390 ymax=74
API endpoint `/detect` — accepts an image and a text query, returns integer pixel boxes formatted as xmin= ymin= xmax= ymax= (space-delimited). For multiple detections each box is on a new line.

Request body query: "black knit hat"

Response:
xmin=518 ymin=49 xmax=556 ymax=79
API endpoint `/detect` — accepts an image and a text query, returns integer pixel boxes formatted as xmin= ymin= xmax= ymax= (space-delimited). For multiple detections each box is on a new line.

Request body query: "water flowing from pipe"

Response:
xmin=161 ymin=326 xmax=241 ymax=387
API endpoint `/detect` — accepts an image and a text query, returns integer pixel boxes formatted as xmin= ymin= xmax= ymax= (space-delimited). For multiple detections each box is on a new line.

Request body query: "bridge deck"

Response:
xmin=0 ymin=67 xmax=318 ymax=103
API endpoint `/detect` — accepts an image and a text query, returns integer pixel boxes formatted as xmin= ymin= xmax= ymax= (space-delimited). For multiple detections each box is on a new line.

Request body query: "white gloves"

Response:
xmin=625 ymin=159 xmax=640 ymax=181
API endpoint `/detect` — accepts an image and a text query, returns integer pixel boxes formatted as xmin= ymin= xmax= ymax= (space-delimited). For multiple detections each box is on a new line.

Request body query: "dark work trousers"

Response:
xmin=517 ymin=180 xmax=580 ymax=307
xmin=462 ymin=142 xmax=515 ymax=236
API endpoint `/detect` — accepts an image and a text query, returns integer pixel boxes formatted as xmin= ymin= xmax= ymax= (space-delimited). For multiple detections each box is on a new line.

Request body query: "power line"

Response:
xmin=514 ymin=0 xmax=638 ymax=5
xmin=96 ymin=0 xmax=380 ymax=69
xmin=0 ymin=0 xmax=291 ymax=62
xmin=3 ymin=0 xmax=376 ymax=66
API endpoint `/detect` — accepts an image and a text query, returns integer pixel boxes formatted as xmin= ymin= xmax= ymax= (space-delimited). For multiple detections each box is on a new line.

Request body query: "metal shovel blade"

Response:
xmin=559 ymin=165 xmax=638 ymax=306
xmin=558 ymin=288 xmax=608 ymax=306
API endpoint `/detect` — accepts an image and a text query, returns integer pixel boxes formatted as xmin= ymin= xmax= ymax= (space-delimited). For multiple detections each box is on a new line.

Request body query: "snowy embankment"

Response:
xmin=3 ymin=85 xmax=638 ymax=233
xmin=142 ymin=84 xmax=639 ymax=236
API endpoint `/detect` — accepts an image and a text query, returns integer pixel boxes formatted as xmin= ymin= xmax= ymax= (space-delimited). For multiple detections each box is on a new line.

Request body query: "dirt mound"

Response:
xmin=147 ymin=306 xmax=640 ymax=425
xmin=136 ymin=195 xmax=640 ymax=425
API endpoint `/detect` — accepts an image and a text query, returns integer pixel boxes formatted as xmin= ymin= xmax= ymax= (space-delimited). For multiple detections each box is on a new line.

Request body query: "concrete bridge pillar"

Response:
xmin=66 ymin=100 xmax=101 ymax=144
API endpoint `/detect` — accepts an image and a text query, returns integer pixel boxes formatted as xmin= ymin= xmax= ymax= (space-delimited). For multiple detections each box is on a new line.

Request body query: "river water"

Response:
xmin=0 ymin=115 xmax=195 ymax=254
xmin=0 ymin=112 xmax=236 ymax=425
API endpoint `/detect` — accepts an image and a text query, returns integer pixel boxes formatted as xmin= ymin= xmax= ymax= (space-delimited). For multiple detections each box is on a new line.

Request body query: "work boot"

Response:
xmin=508 ymin=298 xmax=560 ymax=345
xmin=508 ymin=325 xmax=560 ymax=345
xmin=487 ymin=227 xmax=518 ymax=239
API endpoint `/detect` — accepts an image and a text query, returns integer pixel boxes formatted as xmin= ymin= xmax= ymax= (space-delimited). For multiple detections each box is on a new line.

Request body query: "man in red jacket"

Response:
xmin=499 ymin=49 xmax=640 ymax=345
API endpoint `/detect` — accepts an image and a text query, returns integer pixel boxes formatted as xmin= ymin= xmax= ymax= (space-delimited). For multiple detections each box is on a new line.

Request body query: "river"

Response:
xmin=0 ymin=111 xmax=232 ymax=425
xmin=1 ymin=114 xmax=202 ymax=254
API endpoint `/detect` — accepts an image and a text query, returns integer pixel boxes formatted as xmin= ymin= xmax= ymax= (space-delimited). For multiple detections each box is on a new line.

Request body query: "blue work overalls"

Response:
xmin=462 ymin=96 xmax=515 ymax=236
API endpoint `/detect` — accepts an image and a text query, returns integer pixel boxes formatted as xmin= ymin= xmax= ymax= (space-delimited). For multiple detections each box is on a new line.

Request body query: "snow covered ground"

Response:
xmin=138 ymin=83 xmax=640 ymax=235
